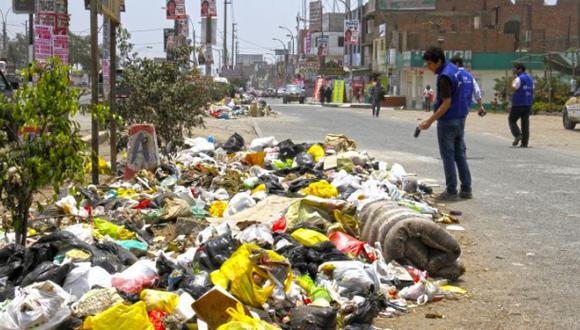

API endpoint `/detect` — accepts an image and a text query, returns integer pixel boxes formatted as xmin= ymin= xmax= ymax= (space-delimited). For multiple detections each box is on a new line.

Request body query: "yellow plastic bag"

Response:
xmin=139 ymin=289 xmax=179 ymax=313
xmin=84 ymin=156 xmax=111 ymax=175
xmin=251 ymin=184 xmax=267 ymax=195
xmin=307 ymin=144 xmax=325 ymax=163
xmin=209 ymin=201 xmax=228 ymax=217
xmin=82 ymin=301 xmax=153 ymax=330
xmin=217 ymin=303 xmax=280 ymax=330
xmin=117 ymin=188 xmax=138 ymax=199
xmin=290 ymin=228 xmax=329 ymax=247
xmin=301 ymin=180 xmax=339 ymax=199
xmin=93 ymin=217 xmax=136 ymax=240
xmin=211 ymin=244 xmax=292 ymax=308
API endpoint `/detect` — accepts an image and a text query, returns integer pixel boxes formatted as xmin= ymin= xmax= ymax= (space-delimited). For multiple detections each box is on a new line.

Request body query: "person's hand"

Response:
xmin=419 ymin=119 xmax=433 ymax=130
xmin=478 ymin=107 xmax=486 ymax=117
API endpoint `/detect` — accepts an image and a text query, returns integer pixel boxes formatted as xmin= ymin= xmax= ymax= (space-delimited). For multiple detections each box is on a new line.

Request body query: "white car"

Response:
xmin=563 ymin=88 xmax=580 ymax=130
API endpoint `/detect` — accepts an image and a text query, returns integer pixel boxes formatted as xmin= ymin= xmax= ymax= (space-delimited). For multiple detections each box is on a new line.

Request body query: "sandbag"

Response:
xmin=359 ymin=200 xmax=464 ymax=279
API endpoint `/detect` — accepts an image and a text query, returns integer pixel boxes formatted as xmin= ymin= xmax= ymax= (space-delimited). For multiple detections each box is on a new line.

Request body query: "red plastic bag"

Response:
xmin=148 ymin=310 xmax=167 ymax=330
xmin=328 ymin=231 xmax=366 ymax=256
xmin=272 ymin=216 xmax=287 ymax=233
xmin=133 ymin=199 xmax=153 ymax=209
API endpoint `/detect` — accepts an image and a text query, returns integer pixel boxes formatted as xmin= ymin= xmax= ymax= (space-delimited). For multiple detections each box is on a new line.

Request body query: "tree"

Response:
xmin=68 ymin=32 xmax=92 ymax=72
xmin=5 ymin=33 xmax=28 ymax=71
xmin=0 ymin=58 xmax=87 ymax=245
xmin=116 ymin=45 xmax=210 ymax=148
xmin=117 ymin=26 xmax=137 ymax=66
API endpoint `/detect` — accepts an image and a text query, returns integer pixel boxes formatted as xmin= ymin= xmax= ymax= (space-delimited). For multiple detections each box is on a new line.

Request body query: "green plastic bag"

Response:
xmin=93 ymin=218 xmax=136 ymax=240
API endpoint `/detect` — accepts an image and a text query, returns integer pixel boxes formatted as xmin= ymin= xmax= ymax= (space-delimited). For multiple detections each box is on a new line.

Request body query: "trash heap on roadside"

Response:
xmin=0 ymin=132 xmax=468 ymax=329
xmin=207 ymin=95 xmax=276 ymax=120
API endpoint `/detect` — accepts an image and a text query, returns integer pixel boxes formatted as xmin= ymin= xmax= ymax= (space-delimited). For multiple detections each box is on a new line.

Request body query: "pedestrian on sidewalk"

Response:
xmin=319 ymin=83 xmax=326 ymax=105
xmin=509 ymin=63 xmax=534 ymax=148
xmin=423 ymin=85 xmax=435 ymax=111
xmin=450 ymin=56 xmax=486 ymax=117
xmin=369 ymin=80 xmax=385 ymax=117
xmin=419 ymin=46 xmax=472 ymax=201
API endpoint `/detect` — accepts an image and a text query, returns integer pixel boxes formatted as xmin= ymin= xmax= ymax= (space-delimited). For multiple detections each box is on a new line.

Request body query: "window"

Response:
xmin=474 ymin=16 xmax=481 ymax=30
xmin=338 ymin=36 xmax=344 ymax=47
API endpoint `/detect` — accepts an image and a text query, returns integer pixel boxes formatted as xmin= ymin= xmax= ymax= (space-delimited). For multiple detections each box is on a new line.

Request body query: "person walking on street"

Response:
xmin=450 ymin=56 xmax=486 ymax=116
xmin=423 ymin=85 xmax=435 ymax=111
xmin=419 ymin=46 xmax=472 ymax=201
xmin=370 ymin=80 xmax=385 ymax=117
xmin=319 ymin=82 xmax=326 ymax=105
xmin=509 ymin=63 xmax=534 ymax=148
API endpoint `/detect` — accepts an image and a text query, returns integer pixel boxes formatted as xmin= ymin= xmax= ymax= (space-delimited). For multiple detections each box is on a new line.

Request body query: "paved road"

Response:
xmin=257 ymin=100 xmax=580 ymax=328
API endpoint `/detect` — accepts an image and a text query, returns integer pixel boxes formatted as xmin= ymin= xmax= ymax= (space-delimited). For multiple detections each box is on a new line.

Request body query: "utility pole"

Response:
xmin=231 ymin=22 xmax=236 ymax=68
xmin=223 ymin=0 xmax=229 ymax=71
xmin=109 ymin=21 xmax=118 ymax=175
xmin=90 ymin=0 xmax=99 ymax=184
xmin=205 ymin=15 xmax=212 ymax=76
xmin=28 ymin=14 xmax=33 ymax=64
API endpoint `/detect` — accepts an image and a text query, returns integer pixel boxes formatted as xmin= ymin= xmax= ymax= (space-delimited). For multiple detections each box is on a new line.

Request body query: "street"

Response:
xmin=258 ymin=100 xmax=580 ymax=328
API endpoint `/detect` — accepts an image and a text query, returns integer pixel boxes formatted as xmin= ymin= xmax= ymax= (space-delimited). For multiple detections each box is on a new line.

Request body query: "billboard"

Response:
xmin=201 ymin=0 xmax=217 ymax=17
xmin=34 ymin=25 xmax=53 ymax=63
xmin=309 ymin=1 xmax=322 ymax=32
xmin=316 ymin=36 xmax=328 ymax=56
xmin=378 ymin=0 xmax=436 ymax=10
xmin=101 ymin=0 xmax=121 ymax=23
xmin=166 ymin=0 xmax=186 ymax=19
xmin=164 ymin=28 xmax=176 ymax=53
xmin=13 ymin=0 xmax=35 ymax=14
xmin=344 ymin=20 xmax=360 ymax=46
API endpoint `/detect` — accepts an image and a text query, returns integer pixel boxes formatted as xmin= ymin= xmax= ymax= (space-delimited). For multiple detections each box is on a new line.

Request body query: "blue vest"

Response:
xmin=458 ymin=68 xmax=475 ymax=108
xmin=434 ymin=62 xmax=468 ymax=121
xmin=512 ymin=73 xmax=534 ymax=107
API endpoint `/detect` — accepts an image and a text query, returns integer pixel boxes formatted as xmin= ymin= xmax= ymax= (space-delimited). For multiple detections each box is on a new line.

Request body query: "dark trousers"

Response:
xmin=437 ymin=118 xmax=472 ymax=194
xmin=372 ymin=102 xmax=381 ymax=117
xmin=509 ymin=106 xmax=531 ymax=146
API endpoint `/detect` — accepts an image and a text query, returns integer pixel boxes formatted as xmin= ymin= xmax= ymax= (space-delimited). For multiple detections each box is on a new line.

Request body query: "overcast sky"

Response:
xmin=1 ymin=0 xmax=350 ymax=60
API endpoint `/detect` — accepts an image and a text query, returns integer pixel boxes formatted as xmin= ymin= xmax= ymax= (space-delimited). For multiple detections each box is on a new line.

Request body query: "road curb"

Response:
xmin=252 ymin=121 xmax=263 ymax=138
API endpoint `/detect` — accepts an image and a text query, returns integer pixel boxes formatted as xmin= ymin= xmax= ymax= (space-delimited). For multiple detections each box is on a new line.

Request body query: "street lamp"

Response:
xmin=278 ymin=26 xmax=295 ymax=56
xmin=272 ymin=38 xmax=288 ymax=84
xmin=0 ymin=7 xmax=12 ymax=57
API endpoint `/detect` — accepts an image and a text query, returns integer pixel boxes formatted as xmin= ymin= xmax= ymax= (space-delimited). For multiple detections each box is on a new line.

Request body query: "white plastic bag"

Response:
xmin=317 ymin=261 xmax=380 ymax=298
xmin=224 ymin=192 xmax=256 ymax=217
xmin=237 ymin=224 xmax=274 ymax=246
xmin=184 ymin=137 xmax=215 ymax=155
xmin=111 ymin=260 xmax=158 ymax=294
xmin=55 ymin=195 xmax=88 ymax=217
xmin=388 ymin=163 xmax=407 ymax=184
xmin=249 ymin=137 xmax=278 ymax=151
xmin=0 ymin=281 xmax=72 ymax=330
xmin=63 ymin=263 xmax=112 ymax=301
xmin=63 ymin=224 xmax=94 ymax=244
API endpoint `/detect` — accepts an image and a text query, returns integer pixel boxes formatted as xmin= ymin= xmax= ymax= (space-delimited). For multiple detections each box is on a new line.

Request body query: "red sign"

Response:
xmin=53 ymin=34 xmax=69 ymax=64
xmin=34 ymin=25 xmax=53 ymax=63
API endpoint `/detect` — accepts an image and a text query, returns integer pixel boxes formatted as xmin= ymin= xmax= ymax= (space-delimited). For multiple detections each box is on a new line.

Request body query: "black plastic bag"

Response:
xmin=157 ymin=254 xmax=179 ymax=288
xmin=259 ymin=174 xmax=286 ymax=195
xmin=194 ymin=233 xmax=238 ymax=271
xmin=290 ymin=306 xmax=337 ymax=330
xmin=279 ymin=139 xmax=303 ymax=161
xmin=78 ymin=187 xmax=101 ymax=206
xmin=95 ymin=242 xmax=137 ymax=266
xmin=294 ymin=152 xmax=314 ymax=168
xmin=0 ymin=244 xmax=26 ymax=281
xmin=0 ymin=277 xmax=15 ymax=301
xmin=178 ymin=272 xmax=213 ymax=299
xmin=91 ymin=242 xmax=136 ymax=273
xmin=20 ymin=262 xmax=73 ymax=287
xmin=344 ymin=296 xmax=385 ymax=326
xmin=288 ymin=178 xmax=317 ymax=193
xmin=222 ymin=133 xmax=245 ymax=153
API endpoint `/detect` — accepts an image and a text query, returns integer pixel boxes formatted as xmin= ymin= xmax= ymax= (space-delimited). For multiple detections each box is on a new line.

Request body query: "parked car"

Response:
xmin=276 ymin=87 xmax=285 ymax=98
xmin=0 ymin=69 xmax=18 ymax=98
xmin=563 ymin=88 xmax=580 ymax=130
xmin=282 ymin=84 xmax=306 ymax=104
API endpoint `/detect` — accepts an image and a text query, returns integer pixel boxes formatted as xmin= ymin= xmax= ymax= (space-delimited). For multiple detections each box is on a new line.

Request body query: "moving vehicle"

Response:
xmin=563 ymin=88 xmax=580 ymax=130
xmin=282 ymin=84 xmax=306 ymax=104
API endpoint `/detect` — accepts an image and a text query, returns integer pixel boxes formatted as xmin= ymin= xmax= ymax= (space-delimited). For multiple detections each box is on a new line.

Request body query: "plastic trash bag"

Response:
xmin=194 ymin=233 xmax=238 ymax=271
xmin=249 ymin=137 xmax=278 ymax=152
xmin=147 ymin=310 xmax=167 ymax=330
xmin=184 ymin=137 xmax=215 ymax=155
xmin=0 ymin=281 xmax=72 ymax=330
xmin=115 ymin=240 xmax=148 ymax=253
xmin=217 ymin=302 xmax=280 ymax=330
xmin=63 ymin=263 xmax=112 ymax=300
xmin=296 ymin=274 xmax=332 ymax=306
xmin=328 ymin=231 xmax=366 ymax=257
xmin=245 ymin=152 xmax=266 ymax=167
xmin=63 ymin=224 xmax=94 ymax=244
xmin=140 ymin=289 xmax=179 ymax=313
xmin=211 ymin=243 xmax=292 ymax=308
xmin=294 ymin=152 xmax=314 ymax=168
xmin=289 ymin=305 xmax=337 ymax=330
xmin=222 ymin=133 xmax=245 ymax=153
xmin=278 ymin=139 xmax=304 ymax=161
xmin=93 ymin=217 xmax=136 ymax=240
xmin=71 ymin=288 xmax=124 ymax=318
xmin=324 ymin=134 xmax=357 ymax=153
xmin=209 ymin=201 xmax=228 ymax=217
xmin=237 ymin=224 xmax=274 ymax=247
xmin=83 ymin=301 xmax=153 ymax=330
xmin=177 ymin=272 xmax=213 ymax=299
xmin=224 ymin=192 xmax=257 ymax=217
xmin=111 ymin=260 xmax=159 ymax=294
xmin=301 ymin=180 xmax=339 ymax=199
xmin=318 ymin=261 xmax=380 ymax=298
xmin=307 ymin=144 xmax=325 ymax=163
xmin=20 ymin=261 xmax=73 ymax=287
xmin=55 ymin=195 xmax=89 ymax=217
xmin=290 ymin=228 xmax=330 ymax=247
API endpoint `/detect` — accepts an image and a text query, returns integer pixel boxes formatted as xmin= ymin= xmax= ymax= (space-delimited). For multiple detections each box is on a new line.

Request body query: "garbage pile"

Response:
xmin=208 ymin=95 xmax=276 ymax=119
xmin=0 ymin=132 xmax=468 ymax=329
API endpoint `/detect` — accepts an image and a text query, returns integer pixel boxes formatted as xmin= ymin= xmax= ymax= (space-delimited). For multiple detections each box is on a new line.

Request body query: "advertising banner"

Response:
xmin=34 ymin=25 xmax=53 ymax=63
xmin=317 ymin=36 xmax=328 ymax=56
xmin=13 ymin=0 xmax=35 ymax=14
xmin=378 ymin=0 xmax=436 ymax=10
xmin=332 ymin=80 xmax=345 ymax=103
xmin=344 ymin=20 xmax=360 ymax=46
xmin=309 ymin=1 xmax=322 ymax=32
xmin=53 ymin=34 xmax=69 ymax=64
xmin=201 ymin=0 xmax=217 ymax=17
xmin=166 ymin=0 xmax=186 ymax=19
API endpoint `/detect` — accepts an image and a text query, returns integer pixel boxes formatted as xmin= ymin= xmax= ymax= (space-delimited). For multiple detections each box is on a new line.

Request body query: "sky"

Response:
xmin=1 ymin=0 xmax=350 ymax=62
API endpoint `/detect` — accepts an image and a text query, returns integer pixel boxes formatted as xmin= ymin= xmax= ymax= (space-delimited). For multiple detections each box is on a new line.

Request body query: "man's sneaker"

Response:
xmin=512 ymin=136 xmax=522 ymax=147
xmin=435 ymin=191 xmax=459 ymax=202
xmin=459 ymin=191 xmax=473 ymax=199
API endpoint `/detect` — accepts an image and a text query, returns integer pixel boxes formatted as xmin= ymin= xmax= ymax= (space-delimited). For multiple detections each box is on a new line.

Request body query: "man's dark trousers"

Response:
xmin=509 ymin=106 xmax=530 ymax=147
xmin=437 ymin=118 xmax=472 ymax=194
xmin=372 ymin=102 xmax=381 ymax=117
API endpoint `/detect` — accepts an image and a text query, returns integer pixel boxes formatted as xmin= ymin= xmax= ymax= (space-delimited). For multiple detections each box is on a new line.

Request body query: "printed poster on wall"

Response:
xmin=166 ymin=0 xmax=186 ymax=19
xmin=34 ymin=25 xmax=53 ymax=63
xmin=53 ymin=34 xmax=69 ymax=64
xmin=344 ymin=19 xmax=360 ymax=46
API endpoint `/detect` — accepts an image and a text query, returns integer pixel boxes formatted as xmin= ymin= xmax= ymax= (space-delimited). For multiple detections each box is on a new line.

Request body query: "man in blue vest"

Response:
xmin=509 ymin=63 xmax=534 ymax=148
xmin=450 ymin=56 xmax=486 ymax=116
xmin=419 ymin=47 xmax=472 ymax=201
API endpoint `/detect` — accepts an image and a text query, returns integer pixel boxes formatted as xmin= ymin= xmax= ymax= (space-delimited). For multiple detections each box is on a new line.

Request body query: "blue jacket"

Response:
xmin=512 ymin=72 xmax=534 ymax=107
xmin=434 ymin=62 xmax=468 ymax=121
xmin=458 ymin=68 xmax=475 ymax=108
